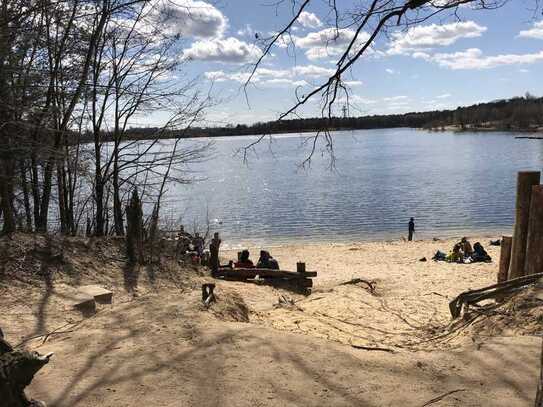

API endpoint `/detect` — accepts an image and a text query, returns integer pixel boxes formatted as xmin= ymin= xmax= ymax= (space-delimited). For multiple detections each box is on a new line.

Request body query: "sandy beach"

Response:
xmin=3 ymin=234 xmax=540 ymax=406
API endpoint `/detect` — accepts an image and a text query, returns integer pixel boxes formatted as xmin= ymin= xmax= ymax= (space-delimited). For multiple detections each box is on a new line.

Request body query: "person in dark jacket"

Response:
xmin=472 ymin=242 xmax=492 ymax=262
xmin=408 ymin=217 xmax=415 ymax=241
xmin=256 ymin=250 xmax=280 ymax=270
xmin=234 ymin=250 xmax=254 ymax=268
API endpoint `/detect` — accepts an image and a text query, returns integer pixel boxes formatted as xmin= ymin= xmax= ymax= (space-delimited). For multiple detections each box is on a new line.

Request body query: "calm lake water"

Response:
xmin=162 ymin=128 xmax=543 ymax=249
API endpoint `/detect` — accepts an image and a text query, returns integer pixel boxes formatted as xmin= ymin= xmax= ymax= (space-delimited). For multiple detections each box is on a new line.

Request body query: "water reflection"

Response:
xmin=164 ymin=129 xmax=543 ymax=247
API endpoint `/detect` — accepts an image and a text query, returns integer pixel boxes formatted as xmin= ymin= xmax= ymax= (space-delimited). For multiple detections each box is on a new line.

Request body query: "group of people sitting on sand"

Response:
xmin=176 ymin=226 xmax=205 ymax=258
xmin=234 ymin=249 xmax=280 ymax=270
xmin=433 ymin=237 xmax=492 ymax=264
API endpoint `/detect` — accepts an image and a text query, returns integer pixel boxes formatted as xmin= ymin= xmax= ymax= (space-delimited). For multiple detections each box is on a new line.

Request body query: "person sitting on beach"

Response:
xmin=234 ymin=249 xmax=255 ymax=268
xmin=472 ymin=242 xmax=492 ymax=263
xmin=446 ymin=243 xmax=464 ymax=263
xmin=256 ymin=250 xmax=279 ymax=270
xmin=459 ymin=237 xmax=473 ymax=257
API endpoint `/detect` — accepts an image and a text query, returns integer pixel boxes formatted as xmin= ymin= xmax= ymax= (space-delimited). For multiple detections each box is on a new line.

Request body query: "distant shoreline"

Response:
xmin=427 ymin=124 xmax=543 ymax=135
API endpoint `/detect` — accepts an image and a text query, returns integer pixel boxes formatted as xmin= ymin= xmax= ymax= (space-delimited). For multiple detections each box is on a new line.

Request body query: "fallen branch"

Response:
xmin=449 ymin=272 xmax=543 ymax=318
xmin=421 ymin=389 xmax=466 ymax=406
xmin=350 ymin=343 xmax=395 ymax=353
xmin=339 ymin=278 xmax=376 ymax=293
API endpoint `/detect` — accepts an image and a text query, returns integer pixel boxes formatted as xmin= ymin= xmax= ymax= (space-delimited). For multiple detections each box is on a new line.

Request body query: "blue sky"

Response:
xmin=150 ymin=1 xmax=543 ymax=126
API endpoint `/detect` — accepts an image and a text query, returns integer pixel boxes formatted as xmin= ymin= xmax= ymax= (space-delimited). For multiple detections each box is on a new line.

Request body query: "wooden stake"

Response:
xmin=296 ymin=262 xmax=306 ymax=273
xmin=497 ymin=236 xmax=512 ymax=284
xmin=508 ymin=171 xmax=541 ymax=279
xmin=525 ymin=185 xmax=543 ymax=276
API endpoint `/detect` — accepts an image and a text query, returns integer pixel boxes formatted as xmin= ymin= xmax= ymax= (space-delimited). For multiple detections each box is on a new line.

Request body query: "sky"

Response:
xmin=146 ymin=0 xmax=543 ymax=126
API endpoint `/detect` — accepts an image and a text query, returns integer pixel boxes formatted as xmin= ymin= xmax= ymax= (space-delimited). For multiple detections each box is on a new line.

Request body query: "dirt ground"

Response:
xmin=1 ymin=234 xmax=541 ymax=406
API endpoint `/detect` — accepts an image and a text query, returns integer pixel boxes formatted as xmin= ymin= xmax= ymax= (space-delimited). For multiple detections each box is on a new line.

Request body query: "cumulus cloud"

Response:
xmin=388 ymin=21 xmax=487 ymax=55
xmin=184 ymin=37 xmax=261 ymax=63
xmin=518 ymin=21 xmax=543 ymax=40
xmin=237 ymin=24 xmax=254 ymax=37
xmin=297 ymin=11 xmax=323 ymax=29
xmin=154 ymin=0 xmax=227 ymax=39
xmin=420 ymin=48 xmax=543 ymax=70
xmin=205 ymin=64 xmax=335 ymax=86
xmin=281 ymin=28 xmax=371 ymax=60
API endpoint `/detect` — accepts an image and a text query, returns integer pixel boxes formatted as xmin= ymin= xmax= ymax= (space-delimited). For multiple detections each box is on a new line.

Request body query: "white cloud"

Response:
xmin=518 ymin=21 xmax=543 ymax=40
xmin=205 ymin=64 xmax=335 ymax=86
xmin=383 ymin=95 xmax=408 ymax=102
xmin=286 ymin=28 xmax=371 ymax=60
xmin=436 ymin=93 xmax=451 ymax=99
xmin=388 ymin=21 xmax=487 ymax=55
xmin=297 ymin=11 xmax=323 ymax=29
xmin=426 ymin=48 xmax=543 ymax=70
xmin=385 ymin=68 xmax=396 ymax=74
xmin=350 ymin=95 xmax=377 ymax=104
xmin=292 ymin=65 xmax=334 ymax=77
xmin=154 ymin=0 xmax=227 ymax=39
xmin=237 ymin=24 xmax=254 ymax=37
xmin=344 ymin=80 xmax=364 ymax=87
xmin=184 ymin=37 xmax=261 ymax=63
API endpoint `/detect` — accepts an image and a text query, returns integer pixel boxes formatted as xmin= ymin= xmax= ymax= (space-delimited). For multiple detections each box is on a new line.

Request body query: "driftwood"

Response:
xmin=421 ymin=389 xmax=466 ymax=406
xmin=350 ymin=344 xmax=394 ymax=353
xmin=339 ymin=278 xmax=376 ymax=293
xmin=449 ymin=272 xmax=543 ymax=318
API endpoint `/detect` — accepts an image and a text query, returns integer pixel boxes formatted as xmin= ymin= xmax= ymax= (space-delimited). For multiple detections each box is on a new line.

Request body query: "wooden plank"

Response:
xmin=78 ymin=285 xmax=113 ymax=304
xmin=216 ymin=267 xmax=317 ymax=280
xmin=297 ymin=279 xmax=313 ymax=287
xmin=509 ymin=171 xmax=541 ymax=279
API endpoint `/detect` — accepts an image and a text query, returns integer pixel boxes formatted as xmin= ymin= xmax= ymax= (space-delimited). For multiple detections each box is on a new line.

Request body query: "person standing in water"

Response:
xmin=408 ymin=217 xmax=415 ymax=241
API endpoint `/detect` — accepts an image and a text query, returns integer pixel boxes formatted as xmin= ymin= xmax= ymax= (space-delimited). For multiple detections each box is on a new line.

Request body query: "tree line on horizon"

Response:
xmin=118 ymin=94 xmax=543 ymax=141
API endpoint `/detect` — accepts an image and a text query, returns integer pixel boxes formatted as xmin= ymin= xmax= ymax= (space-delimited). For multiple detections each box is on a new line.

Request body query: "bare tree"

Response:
xmin=241 ymin=0 xmax=516 ymax=164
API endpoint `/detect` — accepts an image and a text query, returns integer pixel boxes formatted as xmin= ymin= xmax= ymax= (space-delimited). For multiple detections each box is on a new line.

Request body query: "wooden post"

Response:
xmin=508 ymin=171 xmax=541 ymax=279
xmin=209 ymin=233 xmax=221 ymax=276
xmin=525 ymin=185 xmax=543 ymax=276
xmin=296 ymin=262 xmax=306 ymax=273
xmin=498 ymin=236 xmax=512 ymax=283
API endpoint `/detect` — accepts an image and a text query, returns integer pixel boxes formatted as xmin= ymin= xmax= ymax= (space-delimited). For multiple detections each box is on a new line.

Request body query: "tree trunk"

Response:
xmin=112 ymin=148 xmax=124 ymax=236
xmin=509 ymin=171 xmax=541 ymax=279
xmin=126 ymin=189 xmax=144 ymax=264
xmin=19 ymin=160 xmax=33 ymax=232
xmin=0 ymin=161 xmax=16 ymax=235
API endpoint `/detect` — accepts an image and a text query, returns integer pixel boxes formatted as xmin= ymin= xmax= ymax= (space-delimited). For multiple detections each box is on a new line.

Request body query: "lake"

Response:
xmin=161 ymin=128 xmax=543 ymax=249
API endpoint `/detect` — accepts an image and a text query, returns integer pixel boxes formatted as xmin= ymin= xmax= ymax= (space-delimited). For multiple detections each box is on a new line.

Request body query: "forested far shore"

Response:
xmin=115 ymin=94 xmax=543 ymax=142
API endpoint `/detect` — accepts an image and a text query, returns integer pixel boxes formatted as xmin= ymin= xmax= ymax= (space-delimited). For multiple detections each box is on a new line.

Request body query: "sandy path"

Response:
xmin=4 ymin=235 xmax=540 ymax=406
xmin=222 ymin=237 xmax=501 ymax=349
